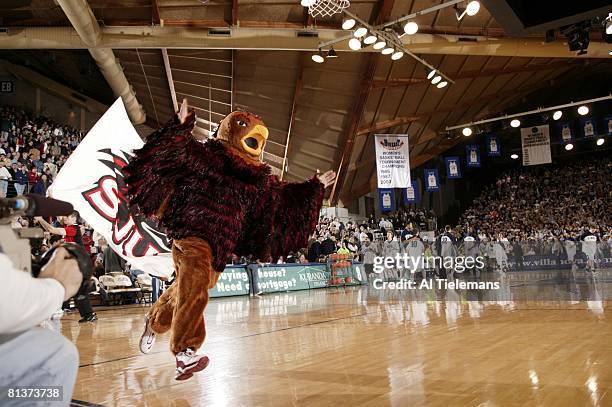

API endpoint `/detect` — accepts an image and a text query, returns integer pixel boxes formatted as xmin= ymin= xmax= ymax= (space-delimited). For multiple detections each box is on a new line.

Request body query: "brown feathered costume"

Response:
xmin=125 ymin=107 xmax=326 ymax=371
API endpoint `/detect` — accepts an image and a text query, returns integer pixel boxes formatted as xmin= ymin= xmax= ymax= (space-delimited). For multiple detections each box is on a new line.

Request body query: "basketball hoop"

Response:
xmin=307 ymin=0 xmax=350 ymax=18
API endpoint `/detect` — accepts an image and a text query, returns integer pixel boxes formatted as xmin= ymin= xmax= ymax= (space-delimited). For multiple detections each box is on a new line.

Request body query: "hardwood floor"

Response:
xmin=63 ymin=270 xmax=612 ymax=406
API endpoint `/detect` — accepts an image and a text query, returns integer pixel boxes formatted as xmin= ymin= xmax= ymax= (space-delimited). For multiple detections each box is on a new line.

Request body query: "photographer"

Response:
xmin=0 ymin=246 xmax=82 ymax=406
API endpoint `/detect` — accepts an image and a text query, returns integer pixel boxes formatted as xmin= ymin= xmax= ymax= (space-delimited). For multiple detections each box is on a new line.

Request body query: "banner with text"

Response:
xmin=375 ymin=134 xmax=411 ymax=188
xmin=581 ymin=118 xmax=596 ymax=138
xmin=404 ymin=180 xmax=420 ymax=204
xmin=521 ymin=125 xmax=552 ymax=166
xmin=424 ymin=168 xmax=440 ymax=192
xmin=486 ymin=134 xmax=501 ymax=156
xmin=378 ymin=188 xmax=395 ymax=212
xmin=445 ymin=156 xmax=462 ymax=179
xmin=605 ymin=116 xmax=612 ymax=136
xmin=465 ymin=145 xmax=481 ymax=167
xmin=558 ymin=122 xmax=573 ymax=143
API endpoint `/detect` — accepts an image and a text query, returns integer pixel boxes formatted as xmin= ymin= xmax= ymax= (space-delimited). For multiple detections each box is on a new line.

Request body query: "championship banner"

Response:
xmin=558 ymin=122 xmax=573 ymax=143
xmin=465 ymin=145 xmax=480 ymax=167
xmin=378 ymin=188 xmax=395 ymax=212
xmin=403 ymin=180 xmax=420 ymax=204
xmin=48 ymin=98 xmax=174 ymax=279
xmin=605 ymin=116 xmax=612 ymax=136
xmin=486 ymin=134 xmax=501 ymax=156
xmin=521 ymin=125 xmax=552 ymax=166
xmin=424 ymin=168 xmax=440 ymax=192
xmin=581 ymin=118 xmax=596 ymax=138
xmin=444 ymin=156 xmax=461 ymax=179
xmin=374 ymin=134 xmax=411 ymax=188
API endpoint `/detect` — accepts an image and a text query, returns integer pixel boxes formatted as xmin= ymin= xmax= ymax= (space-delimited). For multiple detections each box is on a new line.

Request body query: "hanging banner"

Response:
xmin=424 ymin=168 xmax=440 ymax=192
xmin=445 ymin=156 xmax=462 ymax=179
xmin=605 ymin=116 xmax=612 ymax=136
xmin=465 ymin=145 xmax=480 ymax=167
xmin=521 ymin=125 xmax=552 ymax=166
xmin=374 ymin=134 xmax=411 ymax=188
xmin=48 ymin=98 xmax=174 ymax=279
xmin=378 ymin=188 xmax=395 ymax=212
xmin=581 ymin=118 xmax=596 ymax=138
xmin=403 ymin=180 xmax=420 ymax=204
xmin=486 ymin=134 xmax=501 ymax=156
xmin=558 ymin=122 xmax=573 ymax=143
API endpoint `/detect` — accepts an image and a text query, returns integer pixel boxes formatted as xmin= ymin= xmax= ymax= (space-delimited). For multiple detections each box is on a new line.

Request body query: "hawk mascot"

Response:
xmin=125 ymin=100 xmax=335 ymax=380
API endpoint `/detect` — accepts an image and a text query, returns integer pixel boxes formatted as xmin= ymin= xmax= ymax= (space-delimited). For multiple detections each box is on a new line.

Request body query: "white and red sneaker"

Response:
xmin=139 ymin=315 xmax=156 ymax=354
xmin=175 ymin=348 xmax=210 ymax=381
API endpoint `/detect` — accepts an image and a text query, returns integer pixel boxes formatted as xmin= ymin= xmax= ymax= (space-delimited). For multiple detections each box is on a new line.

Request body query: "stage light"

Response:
xmin=577 ymin=105 xmax=589 ymax=115
xmin=462 ymin=127 xmax=472 ymax=137
xmin=597 ymin=137 xmax=605 ymax=146
xmin=565 ymin=143 xmax=574 ymax=151
xmin=301 ymin=0 xmax=316 ymax=7
xmin=382 ymin=46 xmax=394 ymax=55
xmin=311 ymin=51 xmax=324 ymax=63
xmin=510 ymin=153 xmax=519 ymax=160
xmin=553 ymin=110 xmax=563 ymax=120
xmin=326 ymin=48 xmax=338 ymax=58
xmin=342 ymin=18 xmax=356 ymax=30
xmin=348 ymin=38 xmax=362 ymax=50
xmin=373 ymin=40 xmax=386 ymax=49
xmin=510 ymin=119 xmax=521 ymax=128
xmin=391 ymin=51 xmax=404 ymax=60
xmin=354 ymin=27 xmax=368 ymax=38
xmin=403 ymin=22 xmax=419 ymax=35
xmin=427 ymin=69 xmax=436 ymax=80
xmin=466 ymin=1 xmax=480 ymax=16
xmin=431 ymin=75 xmax=442 ymax=85
xmin=364 ymin=34 xmax=377 ymax=45
xmin=437 ymin=81 xmax=448 ymax=89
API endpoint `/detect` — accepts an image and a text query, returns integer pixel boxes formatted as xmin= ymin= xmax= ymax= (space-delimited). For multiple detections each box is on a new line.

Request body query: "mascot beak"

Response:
xmin=241 ymin=124 xmax=269 ymax=157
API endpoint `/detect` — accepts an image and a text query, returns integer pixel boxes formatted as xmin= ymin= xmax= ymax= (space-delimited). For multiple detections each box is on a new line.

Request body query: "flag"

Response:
xmin=424 ymin=168 xmax=440 ymax=192
xmin=404 ymin=180 xmax=420 ymax=204
xmin=521 ymin=125 xmax=552 ymax=166
xmin=581 ymin=118 xmax=596 ymax=138
xmin=465 ymin=145 xmax=480 ymax=167
xmin=445 ymin=156 xmax=461 ymax=179
xmin=486 ymin=134 xmax=501 ymax=156
xmin=558 ymin=122 xmax=573 ymax=143
xmin=378 ymin=188 xmax=395 ymax=212
xmin=374 ymin=134 xmax=411 ymax=188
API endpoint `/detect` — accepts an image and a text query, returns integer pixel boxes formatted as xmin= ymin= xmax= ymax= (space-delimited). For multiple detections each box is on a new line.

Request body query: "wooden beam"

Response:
xmin=161 ymin=48 xmax=178 ymax=112
xmin=152 ymin=0 xmax=161 ymax=25
xmin=281 ymin=53 xmax=306 ymax=180
xmin=231 ymin=0 xmax=238 ymax=26
xmin=161 ymin=19 xmax=340 ymax=29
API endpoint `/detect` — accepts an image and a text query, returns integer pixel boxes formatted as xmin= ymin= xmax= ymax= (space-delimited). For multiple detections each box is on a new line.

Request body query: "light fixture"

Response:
xmin=553 ymin=110 xmax=563 ymax=120
xmin=510 ymin=153 xmax=519 ymax=160
xmin=609 ymin=50 xmax=612 ymax=56
xmin=364 ymin=34 xmax=377 ymax=45
xmin=326 ymin=47 xmax=338 ymax=58
xmin=391 ymin=51 xmax=404 ymax=60
xmin=403 ymin=21 xmax=419 ymax=35
xmin=354 ymin=27 xmax=368 ymax=38
xmin=301 ymin=0 xmax=316 ymax=7
xmin=348 ymin=38 xmax=362 ymax=50
xmin=565 ymin=143 xmax=574 ymax=151
xmin=596 ymin=137 xmax=605 ymax=146
xmin=382 ymin=46 xmax=394 ymax=55
xmin=577 ymin=105 xmax=589 ymax=115
xmin=466 ymin=1 xmax=480 ymax=16
xmin=437 ymin=81 xmax=448 ymax=89
xmin=342 ymin=18 xmax=356 ymax=30
xmin=373 ymin=40 xmax=386 ymax=49
xmin=606 ymin=19 xmax=612 ymax=35
xmin=510 ymin=119 xmax=521 ymax=128
xmin=431 ymin=75 xmax=442 ymax=85
xmin=427 ymin=69 xmax=436 ymax=80
xmin=311 ymin=51 xmax=324 ymax=63
xmin=462 ymin=127 xmax=472 ymax=137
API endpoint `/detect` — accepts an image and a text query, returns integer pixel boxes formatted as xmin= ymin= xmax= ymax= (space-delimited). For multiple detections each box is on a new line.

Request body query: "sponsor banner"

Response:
xmin=374 ymin=134 xmax=411 ymax=188
xmin=209 ymin=263 xmax=365 ymax=297
xmin=581 ymin=118 xmax=596 ymax=138
xmin=378 ymin=188 xmax=395 ymax=212
xmin=506 ymin=256 xmax=612 ymax=271
xmin=605 ymin=116 xmax=612 ymax=136
xmin=445 ymin=156 xmax=462 ymax=179
xmin=521 ymin=125 xmax=552 ymax=166
xmin=465 ymin=144 xmax=480 ymax=167
xmin=486 ymin=134 xmax=501 ymax=156
xmin=49 ymin=98 xmax=174 ymax=279
xmin=558 ymin=122 xmax=573 ymax=143
xmin=403 ymin=180 xmax=420 ymax=204
xmin=424 ymin=168 xmax=440 ymax=192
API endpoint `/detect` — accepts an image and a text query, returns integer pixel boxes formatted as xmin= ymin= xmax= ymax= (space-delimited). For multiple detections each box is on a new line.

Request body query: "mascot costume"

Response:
xmin=125 ymin=100 xmax=335 ymax=380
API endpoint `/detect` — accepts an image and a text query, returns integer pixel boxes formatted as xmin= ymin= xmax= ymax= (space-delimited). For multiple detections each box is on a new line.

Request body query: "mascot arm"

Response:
xmin=268 ymin=176 xmax=325 ymax=259
xmin=125 ymin=112 xmax=197 ymax=217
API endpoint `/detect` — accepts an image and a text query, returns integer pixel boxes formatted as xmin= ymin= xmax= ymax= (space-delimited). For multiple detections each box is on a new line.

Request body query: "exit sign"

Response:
xmin=1 ymin=81 xmax=14 ymax=93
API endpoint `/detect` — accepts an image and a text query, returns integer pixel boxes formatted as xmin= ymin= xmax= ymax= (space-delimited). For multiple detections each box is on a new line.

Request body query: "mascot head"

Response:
xmin=213 ymin=110 xmax=269 ymax=165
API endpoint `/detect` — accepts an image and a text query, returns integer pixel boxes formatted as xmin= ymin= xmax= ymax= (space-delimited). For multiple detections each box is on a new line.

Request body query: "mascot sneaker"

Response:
xmin=175 ymin=349 xmax=210 ymax=381
xmin=139 ymin=315 xmax=156 ymax=354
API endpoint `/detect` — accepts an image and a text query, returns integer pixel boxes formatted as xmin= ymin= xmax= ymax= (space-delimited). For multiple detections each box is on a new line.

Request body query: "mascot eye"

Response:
xmin=237 ymin=119 xmax=247 ymax=127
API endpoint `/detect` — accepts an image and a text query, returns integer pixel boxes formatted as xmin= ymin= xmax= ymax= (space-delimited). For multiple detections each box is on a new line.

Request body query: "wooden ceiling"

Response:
xmin=0 ymin=0 xmax=610 ymax=204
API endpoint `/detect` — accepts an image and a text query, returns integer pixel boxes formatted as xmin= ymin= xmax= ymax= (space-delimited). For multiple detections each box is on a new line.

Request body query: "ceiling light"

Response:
xmin=609 ymin=50 xmax=612 ymax=56
xmin=466 ymin=1 xmax=480 ymax=16
xmin=427 ymin=69 xmax=436 ymax=80
xmin=510 ymin=153 xmax=519 ymax=160
xmin=403 ymin=22 xmax=419 ymax=35
xmin=462 ymin=127 xmax=472 ymax=137
xmin=552 ymin=110 xmax=562 ymax=120
xmin=326 ymin=48 xmax=338 ymax=58
xmin=431 ymin=75 xmax=442 ymax=85
xmin=311 ymin=51 xmax=324 ymax=63
xmin=301 ymin=0 xmax=316 ymax=7
xmin=354 ymin=27 xmax=368 ymax=38
xmin=373 ymin=40 xmax=386 ymax=49
xmin=348 ymin=38 xmax=362 ymax=50
xmin=342 ymin=18 xmax=356 ymax=30
xmin=437 ymin=81 xmax=448 ymax=88
xmin=565 ymin=143 xmax=574 ymax=151
xmin=577 ymin=105 xmax=589 ymax=115
xmin=510 ymin=119 xmax=521 ymax=128
xmin=391 ymin=51 xmax=404 ymax=60
xmin=596 ymin=137 xmax=605 ymax=146
xmin=382 ymin=46 xmax=394 ymax=55
xmin=364 ymin=34 xmax=377 ymax=45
